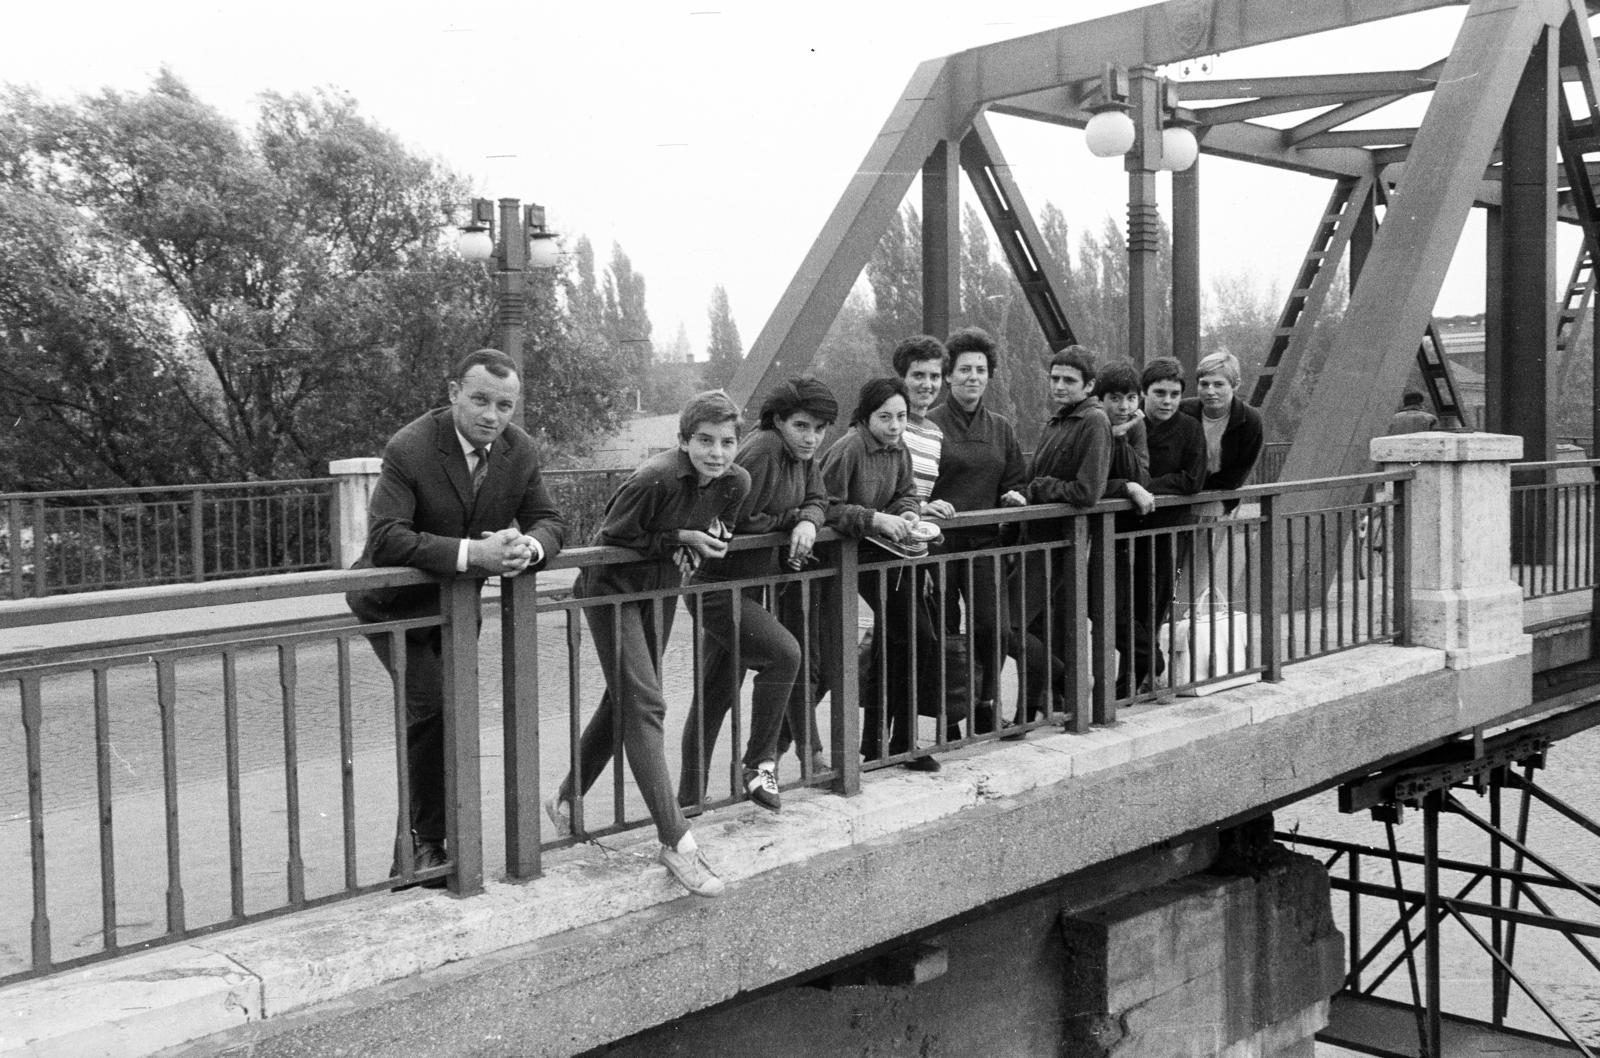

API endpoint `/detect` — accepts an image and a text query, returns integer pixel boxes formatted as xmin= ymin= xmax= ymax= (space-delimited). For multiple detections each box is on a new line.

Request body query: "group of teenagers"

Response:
xmin=542 ymin=328 xmax=1264 ymax=897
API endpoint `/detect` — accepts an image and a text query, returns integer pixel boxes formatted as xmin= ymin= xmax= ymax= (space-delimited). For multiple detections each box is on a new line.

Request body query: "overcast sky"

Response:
xmin=2 ymin=1 xmax=1535 ymax=356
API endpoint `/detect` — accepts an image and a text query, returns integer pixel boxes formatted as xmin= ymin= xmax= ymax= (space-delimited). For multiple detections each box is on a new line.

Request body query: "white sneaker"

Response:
xmin=544 ymin=796 xmax=572 ymax=838
xmin=658 ymin=842 xmax=726 ymax=897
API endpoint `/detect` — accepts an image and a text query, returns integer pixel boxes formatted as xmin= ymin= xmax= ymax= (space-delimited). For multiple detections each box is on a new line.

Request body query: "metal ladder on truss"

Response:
xmin=1252 ymin=174 xmax=1467 ymax=426
xmin=1555 ymin=247 xmax=1596 ymax=380
xmin=1249 ymin=174 xmax=1370 ymax=410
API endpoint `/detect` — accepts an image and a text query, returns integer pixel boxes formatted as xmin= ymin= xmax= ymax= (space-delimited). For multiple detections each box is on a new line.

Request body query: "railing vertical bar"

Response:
xmin=686 ymin=590 xmax=707 ymax=804
xmin=23 ymin=675 xmax=52 ymax=967
xmin=190 ymin=490 xmax=205 ymax=582
xmin=441 ymin=577 xmax=483 ymax=895
xmin=278 ymin=490 xmax=290 ymax=572
xmin=1066 ymin=518 xmax=1091 ymax=733
xmin=389 ymin=627 xmax=414 ymax=883
xmin=1226 ymin=520 xmax=1239 ymax=671
xmin=1242 ymin=513 xmax=1256 ymax=670
xmin=1302 ymin=517 xmax=1314 ymax=656
xmin=1364 ymin=502 xmax=1376 ymax=642
xmin=1285 ymin=515 xmax=1296 ymax=660
xmin=32 ymin=497 xmax=46 ymax=597
xmin=1394 ymin=478 xmax=1410 ymax=645
xmin=610 ymin=601 xmax=626 ymax=822
xmin=1090 ymin=512 xmax=1115 ymax=725
xmin=832 ymin=539 xmax=861 ymax=795
xmin=1011 ymin=546 xmax=1031 ymax=715
xmin=730 ymin=584 xmax=747 ymax=783
xmin=1260 ymin=494 xmax=1280 ymax=680
xmin=566 ymin=607 xmax=585 ymax=836
xmin=92 ymin=667 xmax=117 ymax=949
xmin=8 ymin=497 xmax=23 ymax=598
xmin=279 ymin=644 xmax=306 ymax=906
xmin=503 ymin=571 xmax=542 ymax=880
xmin=155 ymin=659 xmax=186 ymax=934
xmin=336 ymin=637 xmax=358 ymax=891
xmin=1335 ymin=509 xmax=1347 ymax=649
xmin=1318 ymin=512 xmax=1330 ymax=654
xmin=222 ymin=652 xmax=245 ymax=918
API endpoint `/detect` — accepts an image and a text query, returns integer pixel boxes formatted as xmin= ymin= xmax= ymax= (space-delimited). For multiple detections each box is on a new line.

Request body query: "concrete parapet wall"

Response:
xmin=3 ymin=643 xmax=1530 ymax=1058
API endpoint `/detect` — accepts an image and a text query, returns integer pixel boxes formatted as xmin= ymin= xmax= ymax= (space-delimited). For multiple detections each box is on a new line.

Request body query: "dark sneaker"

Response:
xmin=744 ymin=764 xmax=781 ymax=811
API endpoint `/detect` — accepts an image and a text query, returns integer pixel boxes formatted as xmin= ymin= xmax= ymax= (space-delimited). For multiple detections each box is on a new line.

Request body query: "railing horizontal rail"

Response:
xmin=0 ymin=479 xmax=336 ymax=503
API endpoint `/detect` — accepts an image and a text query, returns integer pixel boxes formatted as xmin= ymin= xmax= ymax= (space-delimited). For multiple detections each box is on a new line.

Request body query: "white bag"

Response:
xmin=1165 ymin=591 xmax=1259 ymax=696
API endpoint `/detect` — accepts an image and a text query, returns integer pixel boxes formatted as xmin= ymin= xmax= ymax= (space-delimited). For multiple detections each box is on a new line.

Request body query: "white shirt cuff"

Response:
xmin=456 ymin=538 xmax=470 ymax=573
xmin=528 ymin=538 xmax=544 ymax=565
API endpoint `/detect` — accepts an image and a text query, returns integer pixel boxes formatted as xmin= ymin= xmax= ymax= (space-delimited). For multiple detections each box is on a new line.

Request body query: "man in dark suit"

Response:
xmin=348 ymin=348 xmax=567 ymax=881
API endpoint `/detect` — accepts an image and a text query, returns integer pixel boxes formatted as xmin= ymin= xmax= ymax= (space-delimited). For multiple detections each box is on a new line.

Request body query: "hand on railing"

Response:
xmin=870 ymin=511 xmax=917 ymax=542
xmin=1000 ymin=490 xmax=1027 ymax=507
xmin=472 ymin=527 xmax=538 ymax=576
xmin=673 ymin=519 xmax=732 ymax=575
xmin=1125 ymin=482 xmax=1156 ymax=516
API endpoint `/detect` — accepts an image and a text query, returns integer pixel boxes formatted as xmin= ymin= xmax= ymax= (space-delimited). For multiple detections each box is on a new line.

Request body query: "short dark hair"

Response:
xmin=850 ymin=377 xmax=910 ymax=427
xmin=1401 ymin=390 xmax=1426 ymax=408
xmin=944 ymin=327 xmax=997 ymax=374
xmin=1141 ymin=357 xmax=1185 ymax=393
xmin=758 ymin=376 xmax=839 ymax=430
xmin=891 ymin=335 xmax=948 ymax=377
xmin=1096 ymin=358 xmax=1140 ymax=397
xmin=1049 ymin=345 xmax=1097 ymax=386
xmin=453 ymin=348 xmax=518 ymax=381
xmin=678 ymin=390 xmax=742 ymax=441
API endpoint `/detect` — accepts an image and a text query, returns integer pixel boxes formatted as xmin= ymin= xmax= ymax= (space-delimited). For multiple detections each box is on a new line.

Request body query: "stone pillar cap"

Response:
xmin=1370 ymin=431 xmax=1523 ymax=463
xmin=329 ymin=457 xmax=383 ymax=474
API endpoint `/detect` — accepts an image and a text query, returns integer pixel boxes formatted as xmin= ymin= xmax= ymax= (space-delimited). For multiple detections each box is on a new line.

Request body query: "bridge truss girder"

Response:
xmin=730 ymin=0 xmax=1600 ymax=505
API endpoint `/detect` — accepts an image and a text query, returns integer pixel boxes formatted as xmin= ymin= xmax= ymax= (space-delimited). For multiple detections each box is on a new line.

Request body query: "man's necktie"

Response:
xmin=471 ymin=447 xmax=488 ymax=496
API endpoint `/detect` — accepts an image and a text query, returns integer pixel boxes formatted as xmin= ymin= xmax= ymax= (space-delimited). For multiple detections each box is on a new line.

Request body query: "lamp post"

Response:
xmin=1083 ymin=64 xmax=1200 ymax=367
xmin=457 ymin=197 xmax=560 ymax=427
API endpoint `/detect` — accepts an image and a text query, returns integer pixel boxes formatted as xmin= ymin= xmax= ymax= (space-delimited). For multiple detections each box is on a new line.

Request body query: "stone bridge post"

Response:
xmin=329 ymin=457 xmax=382 ymax=569
xmin=1370 ymin=431 xmax=1531 ymax=668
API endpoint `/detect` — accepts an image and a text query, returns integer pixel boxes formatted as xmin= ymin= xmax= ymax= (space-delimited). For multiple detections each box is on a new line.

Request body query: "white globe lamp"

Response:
xmin=1085 ymin=107 xmax=1136 ymax=158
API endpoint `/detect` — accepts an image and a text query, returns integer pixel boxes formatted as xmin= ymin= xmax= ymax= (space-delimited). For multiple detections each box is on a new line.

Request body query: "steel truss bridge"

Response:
xmin=723 ymin=1 xmax=1600 ymax=1052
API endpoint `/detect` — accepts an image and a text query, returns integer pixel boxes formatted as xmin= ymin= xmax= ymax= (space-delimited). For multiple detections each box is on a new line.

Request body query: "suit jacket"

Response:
xmin=347 ymin=407 xmax=567 ymax=622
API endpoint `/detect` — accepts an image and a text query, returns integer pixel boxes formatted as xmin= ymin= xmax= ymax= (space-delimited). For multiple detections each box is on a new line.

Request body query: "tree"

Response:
xmin=811 ymin=287 xmax=881 ymax=420
xmin=703 ymin=285 xmax=743 ymax=390
xmin=867 ymin=204 xmax=923 ymax=359
xmin=640 ymin=323 xmax=704 ymax=414
xmin=0 ymin=74 xmax=633 ymax=487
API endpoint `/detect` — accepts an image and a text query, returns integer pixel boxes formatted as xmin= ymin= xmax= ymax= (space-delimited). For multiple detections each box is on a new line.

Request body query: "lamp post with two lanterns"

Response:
xmin=1083 ymin=65 xmax=1200 ymax=370
xmin=456 ymin=197 xmax=561 ymax=428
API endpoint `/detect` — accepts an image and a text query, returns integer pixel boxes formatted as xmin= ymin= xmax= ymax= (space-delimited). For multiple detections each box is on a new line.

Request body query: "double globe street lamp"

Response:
xmin=456 ymin=197 xmax=561 ymax=427
xmin=1082 ymin=63 xmax=1201 ymax=368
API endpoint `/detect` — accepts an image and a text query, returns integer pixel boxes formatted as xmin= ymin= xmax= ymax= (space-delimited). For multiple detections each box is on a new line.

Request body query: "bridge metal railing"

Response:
xmin=0 ymin=470 xmax=1409 ymax=985
xmin=0 ymin=470 xmax=633 ymax=601
xmin=0 ymin=481 xmax=338 ymax=599
xmin=1510 ymin=458 xmax=1600 ymax=601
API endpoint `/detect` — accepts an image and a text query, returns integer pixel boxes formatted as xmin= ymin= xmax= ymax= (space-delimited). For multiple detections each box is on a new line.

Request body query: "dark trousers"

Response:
xmin=1008 ymin=547 xmax=1073 ymax=721
xmin=773 ymin=580 xmax=828 ymax=762
xmin=558 ymin=597 xmax=689 ymax=848
xmin=938 ymin=531 xmax=1006 ymax=703
xmin=1120 ymin=512 xmax=1194 ymax=692
xmin=858 ymin=558 xmax=923 ymax=759
xmin=677 ymin=583 xmax=802 ymax=806
xmin=367 ymin=626 xmax=448 ymax=843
